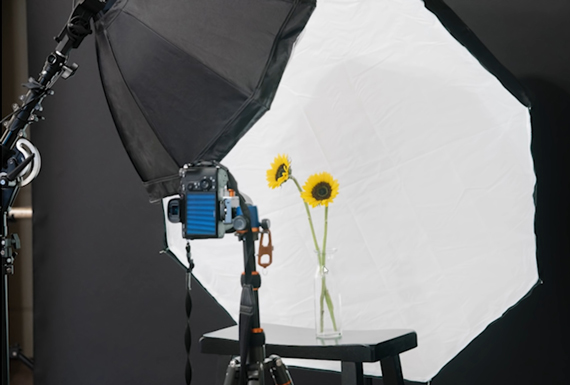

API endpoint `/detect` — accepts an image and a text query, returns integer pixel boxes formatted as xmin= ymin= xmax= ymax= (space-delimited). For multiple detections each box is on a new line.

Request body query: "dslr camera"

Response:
xmin=167 ymin=162 xmax=261 ymax=239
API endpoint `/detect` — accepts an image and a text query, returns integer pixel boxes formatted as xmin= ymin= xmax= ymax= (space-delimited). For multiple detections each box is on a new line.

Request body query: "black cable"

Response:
xmin=184 ymin=242 xmax=194 ymax=385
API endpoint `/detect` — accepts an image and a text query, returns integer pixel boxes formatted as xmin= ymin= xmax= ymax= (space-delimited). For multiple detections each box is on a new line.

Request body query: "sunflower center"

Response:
xmin=311 ymin=182 xmax=332 ymax=201
xmin=275 ymin=164 xmax=287 ymax=181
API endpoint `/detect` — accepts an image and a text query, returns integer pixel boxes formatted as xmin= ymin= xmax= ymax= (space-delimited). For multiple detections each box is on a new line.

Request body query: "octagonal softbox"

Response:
xmin=163 ymin=0 xmax=538 ymax=382
xmin=95 ymin=0 xmax=316 ymax=201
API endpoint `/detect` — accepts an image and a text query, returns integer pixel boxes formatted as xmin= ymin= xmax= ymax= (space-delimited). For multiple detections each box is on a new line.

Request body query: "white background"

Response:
xmin=164 ymin=0 xmax=537 ymax=381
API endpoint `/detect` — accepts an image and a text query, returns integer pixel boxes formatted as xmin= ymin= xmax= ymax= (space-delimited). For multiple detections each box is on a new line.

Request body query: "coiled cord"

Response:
xmin=185 ymin=242 xmax=194 ymax=385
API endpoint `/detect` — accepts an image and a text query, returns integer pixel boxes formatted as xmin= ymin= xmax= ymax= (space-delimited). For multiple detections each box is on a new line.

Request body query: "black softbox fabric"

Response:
xmin=94 ymin=0 xmax=315 ymax=201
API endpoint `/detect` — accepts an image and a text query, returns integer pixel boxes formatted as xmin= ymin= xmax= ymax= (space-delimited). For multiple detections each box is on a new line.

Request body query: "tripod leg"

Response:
xmin=216 ymin=356 xmax=233 ymax=385
xmin=223 ymin=357 xmax=240 ymax=385
xmin=225 ymin=356 xmax=264 ymax=385
xmin=246 ymin=362 xmax=264 ymax=385
xmin=267 ymin=355 xmax=293 ymax=385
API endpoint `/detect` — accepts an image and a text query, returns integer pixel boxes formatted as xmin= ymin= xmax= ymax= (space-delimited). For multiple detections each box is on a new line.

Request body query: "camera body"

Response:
xmin=167 ymin=163 xmax=238 ymax=239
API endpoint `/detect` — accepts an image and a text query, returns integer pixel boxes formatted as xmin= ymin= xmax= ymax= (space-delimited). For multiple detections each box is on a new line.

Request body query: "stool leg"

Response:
xmin=341 ymin=362 xmax=372 ymax=385
xmin=379 ymin=355 xmax=405 ymax=385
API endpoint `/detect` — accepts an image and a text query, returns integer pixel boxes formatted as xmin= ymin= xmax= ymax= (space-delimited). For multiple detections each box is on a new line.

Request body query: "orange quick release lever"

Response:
xmin=258 ymin=228 xmax=273 ymax=268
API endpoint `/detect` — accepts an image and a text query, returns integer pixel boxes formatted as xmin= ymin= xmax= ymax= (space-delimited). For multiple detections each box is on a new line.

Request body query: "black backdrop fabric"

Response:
xmin=28 ymin=1 xmax=569 ymax=385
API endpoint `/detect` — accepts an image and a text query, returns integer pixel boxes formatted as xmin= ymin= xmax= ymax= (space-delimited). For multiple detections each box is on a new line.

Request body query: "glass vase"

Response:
xmin=314 ymin=248 xmax=342 ymax=339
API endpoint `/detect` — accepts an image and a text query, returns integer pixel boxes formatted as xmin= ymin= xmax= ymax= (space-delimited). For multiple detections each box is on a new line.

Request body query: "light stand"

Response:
xmin=2 ymin=213 xmax=17 ymax=385
xmin=0 ymin=2 xmax=106 ymax=384
xmin=1 ymin=154 xmax=35 ymax=385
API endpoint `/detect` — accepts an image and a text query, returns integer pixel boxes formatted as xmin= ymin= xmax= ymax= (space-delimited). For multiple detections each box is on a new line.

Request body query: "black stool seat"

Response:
xmin=200 ymin=323 xmax=417 ymax=385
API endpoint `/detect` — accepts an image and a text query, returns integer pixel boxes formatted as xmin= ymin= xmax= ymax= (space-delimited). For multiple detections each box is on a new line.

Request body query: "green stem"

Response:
xmin=292 ymin=176 xmax=321 ymax=263
xmin=320 ymin=275 xmax=325 ymax=332
xmin=322 ymin=206 xmax=329 ymax=266
xmin=321 ymin=207 xmax=338 ymax=331
xmin=291 ymin=176 xmax=338 ymax=334
xmin=324 ymin=284 xmax=338 ymax=331
xmin=319 ymin=273 xmax=338 ymax=333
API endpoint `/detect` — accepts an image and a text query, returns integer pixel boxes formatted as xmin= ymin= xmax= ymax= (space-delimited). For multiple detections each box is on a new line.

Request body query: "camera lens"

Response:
xmin=200 ymin=178 xmax=211 ymax=190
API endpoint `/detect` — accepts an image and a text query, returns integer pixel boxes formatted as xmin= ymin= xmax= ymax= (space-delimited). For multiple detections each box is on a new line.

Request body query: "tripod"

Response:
xmin=1 ymin=2 xmax=107 ymax=384
xmin=225 ymin=224 xmax=294 ymax=385
xmin=179 ymin=165 xmax=293 ymax=385
xmin=184 ymin=232 xmax=293 ymax=385
xmin=223 ymin=355 xmax=294 ymax=385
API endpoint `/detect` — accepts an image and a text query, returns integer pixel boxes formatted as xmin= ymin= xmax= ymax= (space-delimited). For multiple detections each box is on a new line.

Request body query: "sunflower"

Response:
xmin=301 ymin=172 xmax=339 ymax=208
xmin=266 ymin=154 xmax=292 ymax=189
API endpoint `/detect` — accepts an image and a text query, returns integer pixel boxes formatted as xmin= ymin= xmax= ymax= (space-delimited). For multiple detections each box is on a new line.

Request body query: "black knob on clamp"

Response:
xmin=0 ymin=154 xmax=35 ymax=187
xmin=232 ymin=215 xmax=248 ymax=232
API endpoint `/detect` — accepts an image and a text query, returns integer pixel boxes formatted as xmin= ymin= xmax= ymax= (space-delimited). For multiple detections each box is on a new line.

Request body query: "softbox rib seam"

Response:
xmin=118 ymin=9 xmax=253 ymax=97
xmin=95 ymin=25 xmax=179 ymax=185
